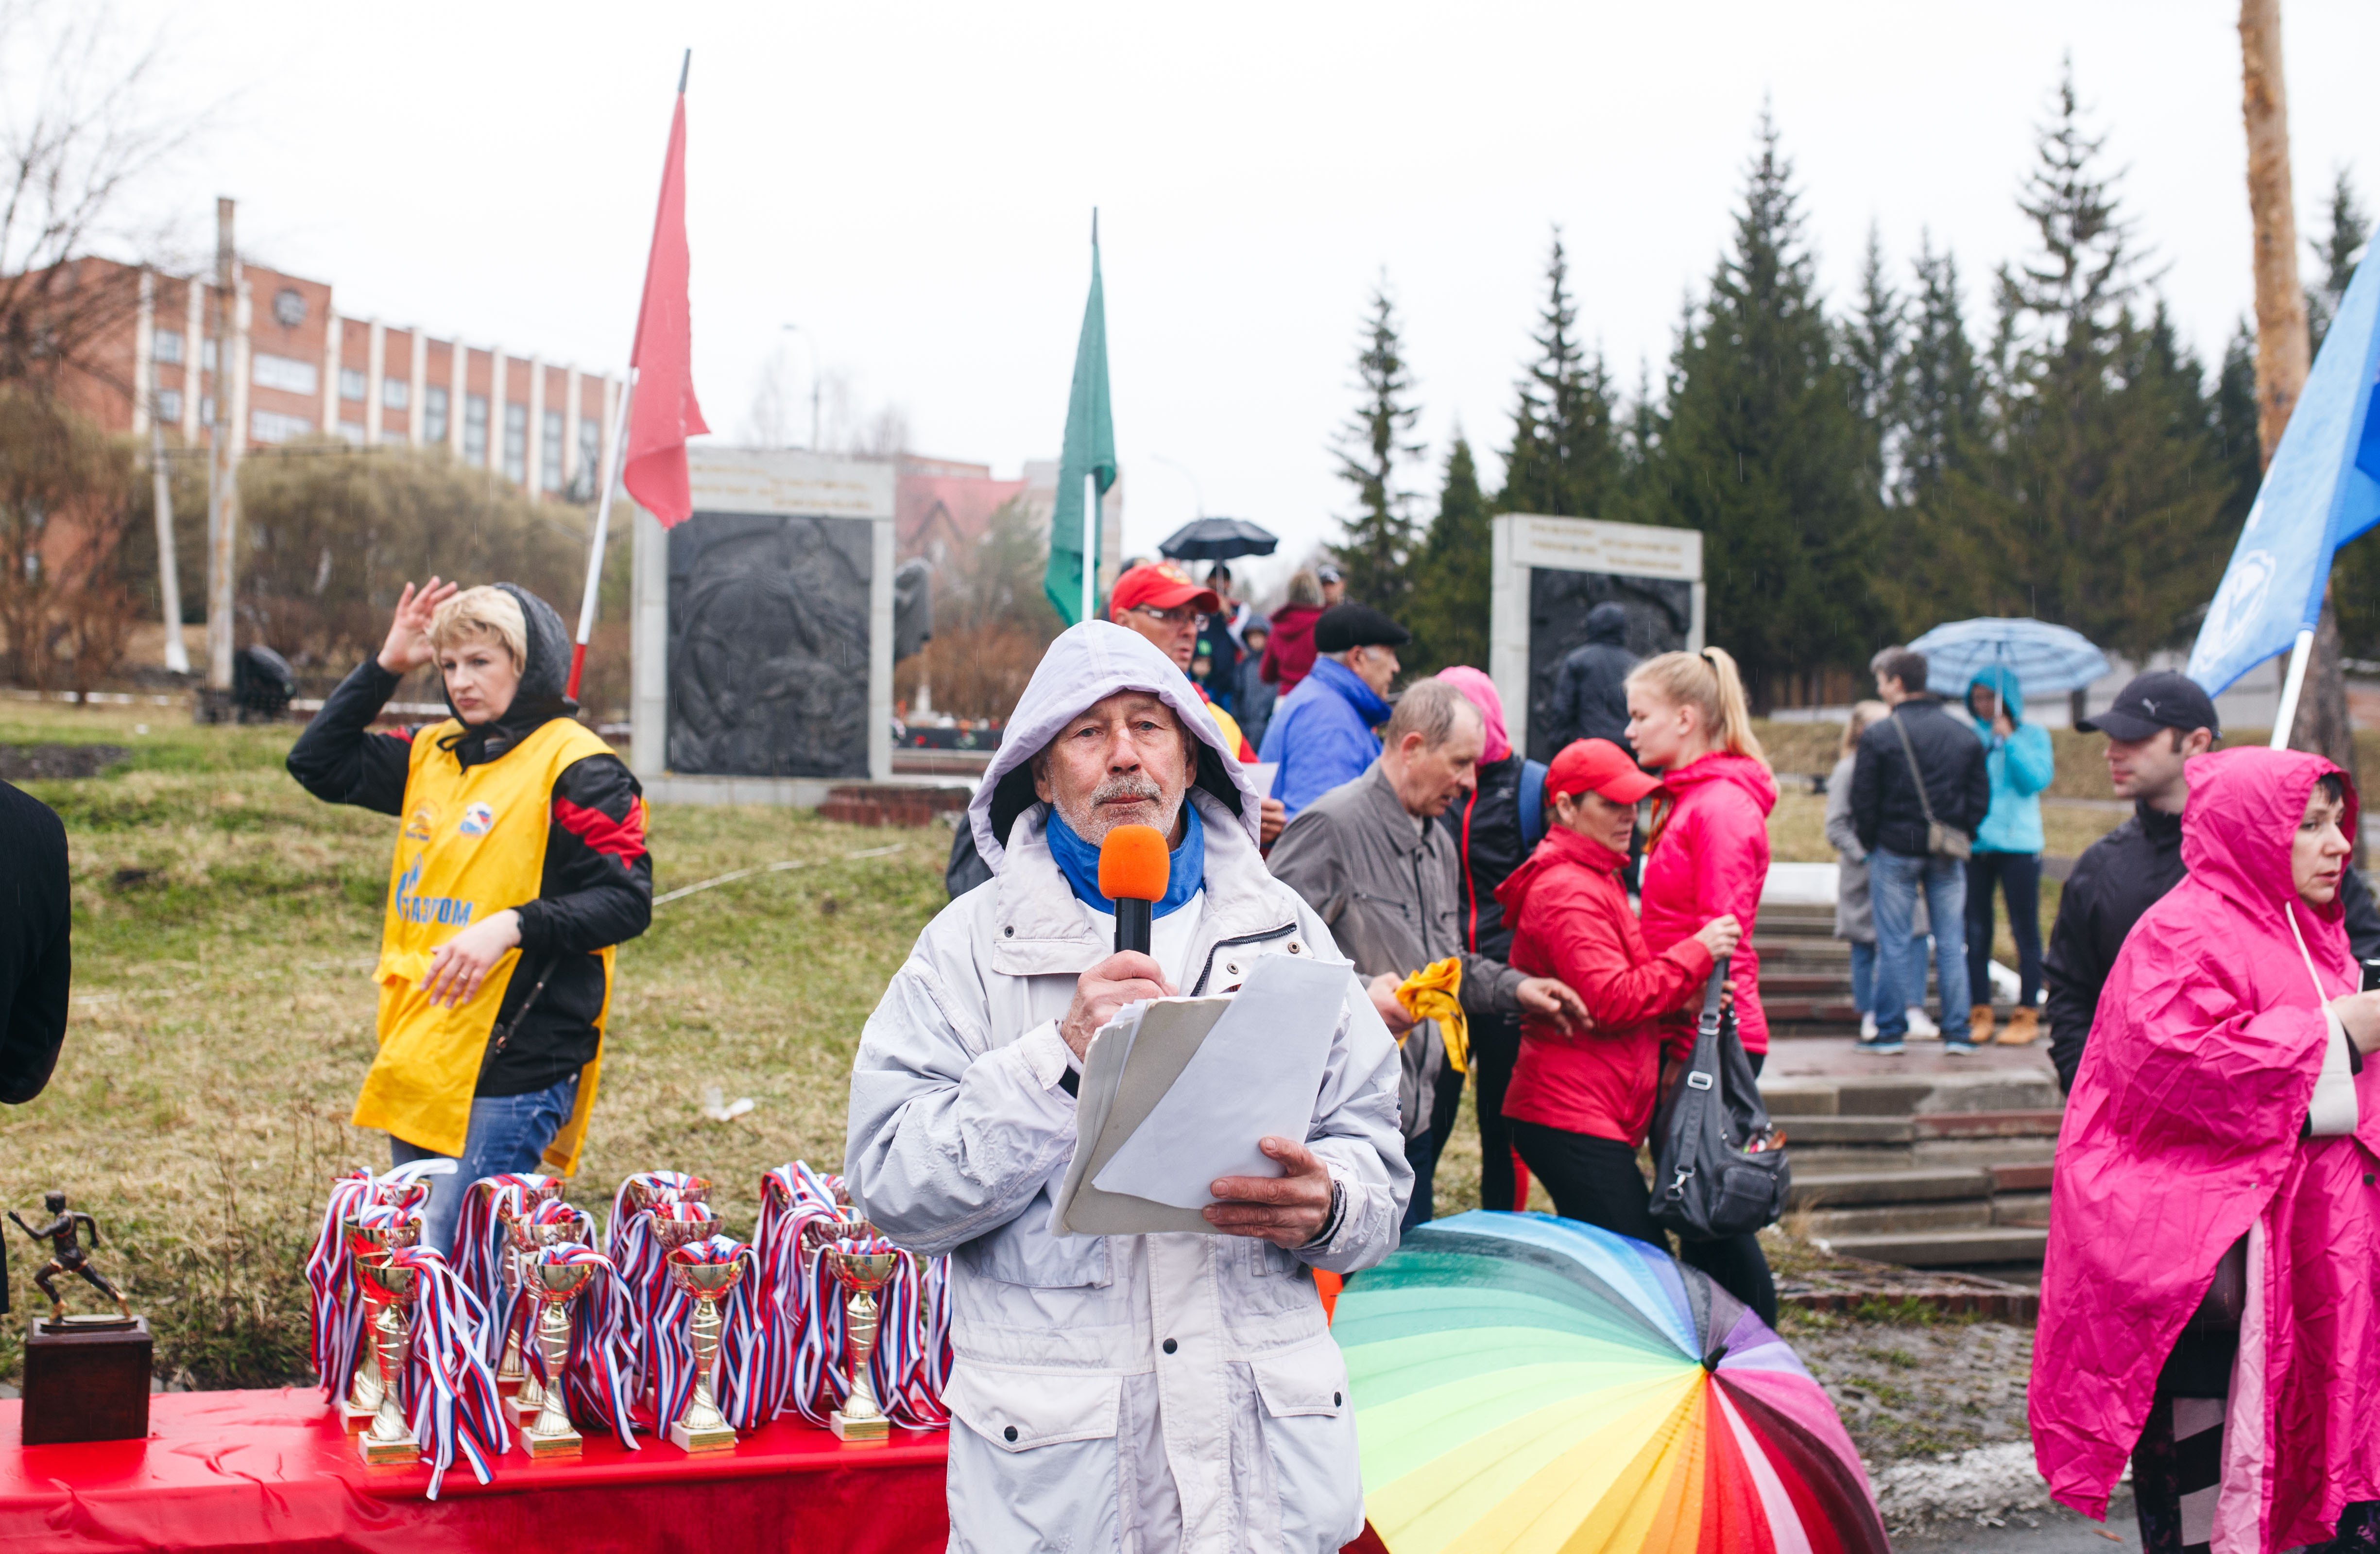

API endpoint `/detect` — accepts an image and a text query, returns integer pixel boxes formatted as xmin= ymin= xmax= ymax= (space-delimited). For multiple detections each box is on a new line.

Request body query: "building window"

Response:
xmin=154 ymin=388 xmax=182 ymax=423
xmin=340 ymin=367 xmax=366 ymax=402
xmin=152 ymin=330 xmax=185 ymax=366
xmin=338 ymin=421 xmax=368 ymax=446
xmin=382 ymin=378 xmax=410 ymax=412
xmin=202 ymin=339 xmax=218 ymax=372
xmin=200 ymin=395 xmax=215 ymax=426
xmin=540 ymin=409 xmax=564 ymax=492
xmin=251 ymin=409 xmax=314 ymax=444
xmin=502 ymin=401 xmax=527 ymax=483
xmin=252 ymin=353 xmax=319 ymax=396
xmin=579 ymin=417 xmax=601 ymax=473
xmin=423 ymin=385 xmax=449 ymax=445
xmin=463 ymin=394 xmax=489 ymax=466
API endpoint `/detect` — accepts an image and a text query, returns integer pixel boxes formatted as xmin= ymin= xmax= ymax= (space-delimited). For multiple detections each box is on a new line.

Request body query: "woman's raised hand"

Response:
xmin=1695 ymin=914 xmax=1743 ymax=961
xmin=2330 ymin=991 xmax=2380 ymax=1056
xmin=377 ymin=577 xmax=458 ymax=675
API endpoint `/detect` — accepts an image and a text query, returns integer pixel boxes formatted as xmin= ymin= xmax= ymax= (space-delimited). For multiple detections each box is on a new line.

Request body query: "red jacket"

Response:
xmin=1497 ymin=824 xmax=1714 ymax=1144
xmin=1638 ymin=751 xmax=1776 ymax=1053
xmin=1261 ymin=604 xmax=1324 ymax=693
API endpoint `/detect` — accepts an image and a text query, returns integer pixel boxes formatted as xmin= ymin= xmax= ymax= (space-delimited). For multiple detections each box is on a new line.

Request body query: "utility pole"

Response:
xmin=205 ymin=198 xmax=240 ymax=693
xmin=143 ymin=270 xmax=188 ymax=675
xmin=2239 ymin=0 xmax=2354 ymax=773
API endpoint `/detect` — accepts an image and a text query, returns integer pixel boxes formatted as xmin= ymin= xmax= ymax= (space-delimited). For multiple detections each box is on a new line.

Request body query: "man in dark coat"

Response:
xmin=0 ymin=780 xmax=69 ymax=1104
xmin=2043 ymin=671 xmax=2380 ymax=1091
xmin=1546 ymin=603 xmax=1636 ymax=752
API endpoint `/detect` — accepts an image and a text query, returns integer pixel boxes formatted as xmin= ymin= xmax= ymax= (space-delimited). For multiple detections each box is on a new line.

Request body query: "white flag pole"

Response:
xmin=2269 ymin=626 xmax=2316 ymax=750
xmin=565 ymin=376 xmax=635 ymax=702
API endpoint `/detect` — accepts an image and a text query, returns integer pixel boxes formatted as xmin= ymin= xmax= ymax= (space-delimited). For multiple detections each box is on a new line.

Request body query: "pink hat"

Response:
xmin=1435 ymin=667 xmax=1510 ymax=764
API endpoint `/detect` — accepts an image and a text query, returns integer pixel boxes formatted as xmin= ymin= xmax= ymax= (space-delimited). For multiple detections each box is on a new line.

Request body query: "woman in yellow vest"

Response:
xmin=288 ymin=581 xmax=651 ymax=1255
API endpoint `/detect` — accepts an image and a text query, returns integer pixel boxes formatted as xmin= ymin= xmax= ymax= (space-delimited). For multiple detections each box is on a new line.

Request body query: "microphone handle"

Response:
xmin=1114 ymin=898 xmax=1151 ymax=957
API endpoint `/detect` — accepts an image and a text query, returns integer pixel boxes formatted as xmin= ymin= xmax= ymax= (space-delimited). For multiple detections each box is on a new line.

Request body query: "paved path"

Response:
xmin=1897 ymin=1503 xmax=2135 ymax=1552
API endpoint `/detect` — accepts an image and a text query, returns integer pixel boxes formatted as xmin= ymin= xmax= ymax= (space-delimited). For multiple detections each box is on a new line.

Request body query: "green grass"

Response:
xmin=0 ymin=702 xmax=947 ymax=1387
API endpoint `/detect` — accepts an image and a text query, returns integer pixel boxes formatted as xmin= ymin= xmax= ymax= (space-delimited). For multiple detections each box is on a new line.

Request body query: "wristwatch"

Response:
xmin=1300 ymin=1177 xmax=1346 ymax=1251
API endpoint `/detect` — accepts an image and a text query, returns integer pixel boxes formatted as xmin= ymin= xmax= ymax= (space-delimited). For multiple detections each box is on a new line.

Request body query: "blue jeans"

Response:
xmin=1850 ymin=933 xmax=1932 ymax=1015
xmin=1871 ymin=849 xmax=1970 ymax=1040
xmin=390 ymin=1074 xmax=580 ymax=1258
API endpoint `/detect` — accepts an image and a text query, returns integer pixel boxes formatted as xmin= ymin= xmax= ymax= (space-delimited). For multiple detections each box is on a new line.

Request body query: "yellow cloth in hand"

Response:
xmin=1396 ymin=957 xmax=1468 ymax=1076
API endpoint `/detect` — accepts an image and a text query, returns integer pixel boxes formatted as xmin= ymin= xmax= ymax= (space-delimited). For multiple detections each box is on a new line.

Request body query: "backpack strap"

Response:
xmin=1519 ymin=760 xmax=1548 ymax=850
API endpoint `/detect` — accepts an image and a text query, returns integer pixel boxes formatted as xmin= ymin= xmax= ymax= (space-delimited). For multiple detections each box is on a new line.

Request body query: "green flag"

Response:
xmin=1045 ymin=215 xmax=1116 ymax=625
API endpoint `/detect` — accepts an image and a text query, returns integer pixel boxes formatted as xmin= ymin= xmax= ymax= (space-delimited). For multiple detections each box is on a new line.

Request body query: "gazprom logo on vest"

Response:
xmin=391 ymin=857 xmax=477 ymax=927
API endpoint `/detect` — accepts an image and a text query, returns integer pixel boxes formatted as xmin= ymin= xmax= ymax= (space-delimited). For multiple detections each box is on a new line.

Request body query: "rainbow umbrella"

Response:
xmin=1335 ymin=1211 xmax=1886 ymax=1554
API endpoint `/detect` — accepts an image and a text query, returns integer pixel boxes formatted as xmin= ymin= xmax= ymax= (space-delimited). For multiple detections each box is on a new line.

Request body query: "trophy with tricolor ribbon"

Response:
xmin=505 ymin=1199 xmax=597 ymax=1423
xmin=353 ymin=1247 xmax=422 ymax=1466
xmin=662 ymin=1234 xmax=751 ymax=1452
xmin=825 ymin=1228 xmax=902 ymax=1443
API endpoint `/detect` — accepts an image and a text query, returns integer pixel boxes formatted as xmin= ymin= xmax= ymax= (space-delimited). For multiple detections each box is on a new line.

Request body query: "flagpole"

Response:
xmin=1082 ymin=207 xmax=1099 ymax=627
xmin=2270 ymin=626 xmax=2316 ymax=750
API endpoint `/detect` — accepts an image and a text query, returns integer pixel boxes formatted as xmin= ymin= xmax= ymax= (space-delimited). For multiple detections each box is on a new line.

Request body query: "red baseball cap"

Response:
xmin=1110 ymin=561 xmax=1220 ymax=620
xmin=1545 ymin=738 xmax=1663 ymax=806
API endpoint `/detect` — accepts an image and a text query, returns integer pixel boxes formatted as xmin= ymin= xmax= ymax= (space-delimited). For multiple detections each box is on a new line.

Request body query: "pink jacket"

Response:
xmin=2031 ymin=747 xmax=2380 ymax=1551
xmin=1637 ymin=751 xmax=1777 ymax=1053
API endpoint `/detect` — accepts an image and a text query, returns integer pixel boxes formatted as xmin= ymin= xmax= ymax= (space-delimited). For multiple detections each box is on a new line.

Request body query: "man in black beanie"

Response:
xmin=1256 ymin=604 xmax=1410 ymax=819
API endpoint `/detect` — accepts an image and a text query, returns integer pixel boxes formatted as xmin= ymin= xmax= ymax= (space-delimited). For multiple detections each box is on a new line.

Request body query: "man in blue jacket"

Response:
xmin=1962 ymin=666 xmax=2055 ymax=1045
xmin=1259 ymin=604 xmax=1406 ymax=818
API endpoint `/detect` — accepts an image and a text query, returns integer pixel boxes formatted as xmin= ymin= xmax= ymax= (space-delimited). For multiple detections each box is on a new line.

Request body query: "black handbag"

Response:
xmin=1650 ymin=957 xmax=1791 ymax=1241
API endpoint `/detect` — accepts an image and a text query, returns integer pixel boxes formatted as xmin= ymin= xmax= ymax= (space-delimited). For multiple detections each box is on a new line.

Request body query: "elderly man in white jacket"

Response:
xmin=846 ymin=622 xmax=1410 ymax=1553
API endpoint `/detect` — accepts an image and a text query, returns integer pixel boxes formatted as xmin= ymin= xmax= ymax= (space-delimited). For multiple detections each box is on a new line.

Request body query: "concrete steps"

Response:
xmin=1820 ymin=1226 xmax=2051 ymax=1269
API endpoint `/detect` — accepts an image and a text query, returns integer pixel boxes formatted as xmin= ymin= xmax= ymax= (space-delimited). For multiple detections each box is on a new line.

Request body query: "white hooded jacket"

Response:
xmin=845 ymin=622 xmax=1410 ymax=1553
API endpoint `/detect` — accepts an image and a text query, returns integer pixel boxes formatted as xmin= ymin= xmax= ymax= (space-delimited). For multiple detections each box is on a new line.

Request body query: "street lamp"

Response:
xmin=780 ymin=323 xmax=821 ymax=450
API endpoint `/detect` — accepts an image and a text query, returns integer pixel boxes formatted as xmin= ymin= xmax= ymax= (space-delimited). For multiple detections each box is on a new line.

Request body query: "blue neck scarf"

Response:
xmin=1044 ymin=801 xmax=1205 ymax=918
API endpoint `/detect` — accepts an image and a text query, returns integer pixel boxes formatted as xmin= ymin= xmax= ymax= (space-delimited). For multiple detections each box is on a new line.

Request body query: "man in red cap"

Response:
xmin=1110 ymin=561 xmax=1284 ymax=842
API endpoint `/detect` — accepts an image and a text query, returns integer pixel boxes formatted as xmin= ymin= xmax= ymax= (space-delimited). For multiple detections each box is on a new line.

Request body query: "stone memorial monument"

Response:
xmin=1489 ymin=513 xmax=1704 ymax=762
xmin=631 ymin=449 xmax=897 ymax=803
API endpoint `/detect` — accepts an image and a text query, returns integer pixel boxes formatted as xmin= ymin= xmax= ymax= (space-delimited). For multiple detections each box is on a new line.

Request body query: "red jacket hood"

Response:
xmin=2180 ymin=745 xmax=2358 ymax=928
xmin=1658 ymin=750 xmax=1778 ymax=818
xmin=1495 ymin=822 xmax=1626 ymax=922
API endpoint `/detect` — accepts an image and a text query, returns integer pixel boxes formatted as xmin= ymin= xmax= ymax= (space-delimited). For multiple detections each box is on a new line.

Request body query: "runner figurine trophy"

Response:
xmin=9 ymin=1191 xmax=131 ymax=1327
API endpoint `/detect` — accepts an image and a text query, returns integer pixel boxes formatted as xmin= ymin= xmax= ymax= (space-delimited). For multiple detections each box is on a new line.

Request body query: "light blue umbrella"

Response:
xmin=1907 ymin=617 xmax=2110 ymax=698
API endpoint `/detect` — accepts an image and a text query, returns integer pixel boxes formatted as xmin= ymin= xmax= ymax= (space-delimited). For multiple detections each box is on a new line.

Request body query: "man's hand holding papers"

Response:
xmin=1205 ymin=1136 xmax=1334 ymax=1246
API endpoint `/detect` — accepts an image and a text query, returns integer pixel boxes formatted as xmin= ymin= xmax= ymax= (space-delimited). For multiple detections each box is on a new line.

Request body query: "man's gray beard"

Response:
xmin=1054 ymin=773 xmax=1182 ymax=844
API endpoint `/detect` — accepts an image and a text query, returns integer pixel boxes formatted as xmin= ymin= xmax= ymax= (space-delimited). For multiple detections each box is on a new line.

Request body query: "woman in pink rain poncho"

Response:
xmin=2032 ymin=747 xmax=2380 ymax=1553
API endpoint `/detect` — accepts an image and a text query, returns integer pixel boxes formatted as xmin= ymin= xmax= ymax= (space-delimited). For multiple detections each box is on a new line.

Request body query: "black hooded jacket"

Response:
xmin=2044 ymin=798 xmax=2380 ymax=1091
xmin=1548 ymin=603 xmax=1636 ymax=753
xmin=287 ymin=584 xmax=652 ymax=1097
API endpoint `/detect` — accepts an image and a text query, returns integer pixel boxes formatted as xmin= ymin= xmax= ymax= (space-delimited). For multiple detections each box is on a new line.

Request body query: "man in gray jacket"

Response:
xmin=845 ymin=621 xmax=1408 ymax=1554
xmin=1267 ymin=678 xmax=1587 ymax=1229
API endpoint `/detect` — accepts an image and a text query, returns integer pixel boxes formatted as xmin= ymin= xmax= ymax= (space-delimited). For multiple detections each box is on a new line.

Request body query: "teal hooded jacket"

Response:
xmin=1966 ymin=665 xmax=2055 ymax=854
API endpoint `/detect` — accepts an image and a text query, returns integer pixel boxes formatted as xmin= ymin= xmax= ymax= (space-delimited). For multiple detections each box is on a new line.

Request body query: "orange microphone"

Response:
xmin=1097 ymin=825 xmax=1171 ymax=955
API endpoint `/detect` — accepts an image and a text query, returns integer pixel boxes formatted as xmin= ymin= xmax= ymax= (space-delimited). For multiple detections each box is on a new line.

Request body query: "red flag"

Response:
xmin=621 ymin=89 xmax=708 ymax=529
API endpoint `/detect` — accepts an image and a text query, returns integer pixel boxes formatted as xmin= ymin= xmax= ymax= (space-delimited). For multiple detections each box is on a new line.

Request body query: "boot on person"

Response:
xmin=1970 ymin=1004 xmax=1995 ymax=1043
xmin=1997 ymin=1006 xmax=2040 ymax=1046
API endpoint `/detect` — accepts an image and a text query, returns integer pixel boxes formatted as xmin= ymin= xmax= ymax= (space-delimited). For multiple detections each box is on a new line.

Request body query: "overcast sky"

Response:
xmin=86 ymin=1 xmax=2380 ymax=586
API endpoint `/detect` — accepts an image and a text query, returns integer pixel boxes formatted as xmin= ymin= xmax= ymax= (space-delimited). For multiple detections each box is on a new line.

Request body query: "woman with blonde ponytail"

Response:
xmin=1621 ymin=644 xmax=1779 ymax=1323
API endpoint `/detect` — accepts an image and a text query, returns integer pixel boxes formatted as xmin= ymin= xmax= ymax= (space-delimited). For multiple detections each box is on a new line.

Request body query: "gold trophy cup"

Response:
xmin=824 ymin=1243 xmax=902 ymax=1443
xmin=340 ymin=1215 xmax=420 ymax=1432
xmin=504 ymin=1210 xmax=589 ymax=1422
xmin=662 ymin=1244 xmax=743 ymax=1454
xmin=353 ymin=1253 xmax=422 ymax=1467
xmin=516 ymin=1259 xmax=598 ymax=1459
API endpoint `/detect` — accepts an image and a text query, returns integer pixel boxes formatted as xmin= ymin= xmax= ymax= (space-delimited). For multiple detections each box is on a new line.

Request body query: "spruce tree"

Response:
xmin=1500 ymin=229 xmax=1624 ymax=518
xmin=1644 ymin=110 xmax=1883 ymax=706
xmin=2307 ymin=168 xmax=2371 ymax=356
xmin=1918 ymin=66 xmax=2225 ymax=665
xmin=1329 ymin=277 xmax=1423 ymax=616
xmin=1842 ymin=224 xmax=1902 ymax=499
xmin=1404 ymin=436 xmax=1492 ymax=675
xmin=1881 ymin=237 xmax=1989 ymax=632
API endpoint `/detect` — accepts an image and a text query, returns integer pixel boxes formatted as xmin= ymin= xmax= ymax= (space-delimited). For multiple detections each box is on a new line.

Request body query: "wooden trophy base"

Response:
xmin=358 ymin=1429 xmax=420 ymax=1467
xmin=830 ymin=1408 xmax=890 ymax=1443
xmin=668 ymin=1419 xmax=738 ymax=1453
xmin=518 ymin=1423 xmax=583 ymax=1459
xmin=23 ymin=1315 xmax=151 ymax=1445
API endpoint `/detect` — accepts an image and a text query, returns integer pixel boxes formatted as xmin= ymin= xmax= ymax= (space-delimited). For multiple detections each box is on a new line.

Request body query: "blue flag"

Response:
xmin=2186 ymin=251 xmax=2380 ymax=695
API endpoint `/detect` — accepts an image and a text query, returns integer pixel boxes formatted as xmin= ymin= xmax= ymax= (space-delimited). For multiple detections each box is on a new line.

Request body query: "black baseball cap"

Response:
xmin=1313 ymin=603 xmax=1410 ymax=653
xmin=2076 ymin=671 xmax=2220 ymax=742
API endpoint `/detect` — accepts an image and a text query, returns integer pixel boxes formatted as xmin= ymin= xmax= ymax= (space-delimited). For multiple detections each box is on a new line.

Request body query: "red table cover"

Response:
xmin=0 ymin=1388 xmax=950 ymax=1553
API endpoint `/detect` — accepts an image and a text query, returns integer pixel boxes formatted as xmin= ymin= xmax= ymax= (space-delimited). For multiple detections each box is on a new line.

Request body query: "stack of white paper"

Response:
xmin=1050 ymin=952 xmax=1350 ymax=1237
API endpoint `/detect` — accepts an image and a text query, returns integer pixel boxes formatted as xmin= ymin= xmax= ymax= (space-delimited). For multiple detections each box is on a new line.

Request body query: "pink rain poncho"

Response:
xmin=2031 ymin=746 xmax=2380 ymax=1551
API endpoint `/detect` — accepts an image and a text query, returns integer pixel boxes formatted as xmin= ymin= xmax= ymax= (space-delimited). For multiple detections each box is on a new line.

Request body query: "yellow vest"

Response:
xmin=354 ymin=715 xmax=617 ymax=1173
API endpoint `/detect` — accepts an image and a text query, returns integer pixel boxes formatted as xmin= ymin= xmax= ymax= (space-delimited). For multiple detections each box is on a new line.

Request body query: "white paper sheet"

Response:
xmin=1247 ymin=761 xmax=1280 ymax=799
xmin=1091 ymin=953 xmax=1345 ymax=1209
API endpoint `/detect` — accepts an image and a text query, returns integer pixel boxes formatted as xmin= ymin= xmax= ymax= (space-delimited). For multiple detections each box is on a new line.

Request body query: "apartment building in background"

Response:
xmin=68 ymin=255 xmax=618 ymax=501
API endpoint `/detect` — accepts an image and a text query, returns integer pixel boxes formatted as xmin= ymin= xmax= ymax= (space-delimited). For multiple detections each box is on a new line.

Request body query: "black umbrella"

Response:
xmin=1156 ymin=517 xmax=1278 ymax=562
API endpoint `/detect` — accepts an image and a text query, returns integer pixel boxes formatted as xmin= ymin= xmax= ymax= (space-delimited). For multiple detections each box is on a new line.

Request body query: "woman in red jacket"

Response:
xmin=1501 ymin=740 xmax=1758 ymax=1313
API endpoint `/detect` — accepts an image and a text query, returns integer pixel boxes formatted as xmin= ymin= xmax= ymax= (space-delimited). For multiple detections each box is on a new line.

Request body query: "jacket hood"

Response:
xmin=1660 ymin=749 xmax=1779 ymax=817
xmin=1494 ymin=822 xmax=1622 ymax=923
xmin=2180 ymin=745 xmax=2358 ymax=927
xmin=438 ymin=582 xmax=575 ymax=762
xmin=1584 ymin=602 xmax=1627 ymax=646
xmin=970 ymin=620 xmax=1262 ymax=871
xmin=1436 ymin=666 xmax=1511 ymax=764
xmin=1966 ymin=664 xmax=2024 ymax=726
